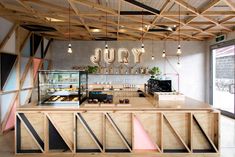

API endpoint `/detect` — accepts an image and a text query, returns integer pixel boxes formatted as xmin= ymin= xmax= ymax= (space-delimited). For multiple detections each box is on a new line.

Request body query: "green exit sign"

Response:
xmin=216 ymin=35 xmax=225 ymax=42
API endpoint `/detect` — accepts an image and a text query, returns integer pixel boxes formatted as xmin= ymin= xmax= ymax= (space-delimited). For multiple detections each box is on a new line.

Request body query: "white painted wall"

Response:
xmin=51 ymin=40 xmax=206 ymax=101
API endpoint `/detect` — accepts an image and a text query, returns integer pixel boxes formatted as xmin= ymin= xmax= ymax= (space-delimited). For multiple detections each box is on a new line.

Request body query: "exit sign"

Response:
xmin=216 ymin=35 xmax=226 ymax=43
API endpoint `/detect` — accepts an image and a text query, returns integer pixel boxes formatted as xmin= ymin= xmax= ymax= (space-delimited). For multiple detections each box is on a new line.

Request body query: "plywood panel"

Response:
xmin=109 ymin=113 xmax=132 ymax=145
xmin=163 ymin=116 xmax=186 ymax=150
xmin=20 ymin=121 xmax=40 ymax=150
xmin=48 ymin=113 xmax=74 ymax=150
xmin=105 ymin=116 xmax=127 ymax=149
xmin=135 ymin=113 xmax=161 ymax=148
xmin=164 ymin=113 xmax=190 ymax=146
xmin=76 ymin=116 xmax=100 ymax=149
xmin=24 ymin=113 xmax=44 ymax=142
xmin=81 ymin=113 xmax=103 ymax=146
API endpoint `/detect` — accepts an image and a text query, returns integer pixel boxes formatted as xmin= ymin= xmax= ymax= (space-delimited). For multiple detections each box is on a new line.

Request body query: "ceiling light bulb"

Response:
xmin=162 ymin=50 xmax=166 ymax=58
xmin=177 ymin=45 xmax=182 ymax=55
xmin=105 ymin=43 xmax=108 ymax=49
xmin=151 ymin=56 xmax=154 ymax=60
xmin=67 ymin=43 xmax=72 ymax=53
xmin=141 ymin=43 xmax=145 ymax=53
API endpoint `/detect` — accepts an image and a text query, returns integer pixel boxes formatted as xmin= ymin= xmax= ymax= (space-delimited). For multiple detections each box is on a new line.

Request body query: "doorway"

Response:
xmin=211 ymin=41 xmax=235 ymax=118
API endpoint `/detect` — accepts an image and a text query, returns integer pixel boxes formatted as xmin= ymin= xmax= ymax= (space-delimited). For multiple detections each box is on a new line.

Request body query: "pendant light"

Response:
xmin=67 ymin=3 xmax=72 ymax=53
xmin=176 ymin=4 xmax=181 ymax=55
xmin=141 ymin=7 xmax=145 ymax=53
xmin=162 ymin=40 xmax=166 ymax=58
xmin=151 ymin=39 xmax=154 ymax=60
xmin=105 ymin=0 xmax=108 ymax=50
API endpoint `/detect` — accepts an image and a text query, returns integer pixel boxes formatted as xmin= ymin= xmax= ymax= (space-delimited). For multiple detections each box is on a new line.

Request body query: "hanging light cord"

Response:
xmin=142 ymin=8 xmax=143 ymax=44
xmin=178 ymin=4 xmax=180 ymax=46
xmin=106 ymin=1 xmax=107 ymax=46
xmin=152 ymin=39 xmax=153 ymax=55
xmin=69 ymin=4 xmax=71 ymax=42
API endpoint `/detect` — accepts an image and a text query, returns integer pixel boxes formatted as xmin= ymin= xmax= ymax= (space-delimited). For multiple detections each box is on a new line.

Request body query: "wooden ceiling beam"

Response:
xmin=223 ymin=0 xmax=235 ymax=11
xmin=73 ymin=0 xmax=118 ymax=15
xmin=141 ymin=0 xmax=171 ymax=40
xmin=117 ymin=0 xmax=121 ymax=39
xmin=68 ymin=0 xmax=93 ymax=39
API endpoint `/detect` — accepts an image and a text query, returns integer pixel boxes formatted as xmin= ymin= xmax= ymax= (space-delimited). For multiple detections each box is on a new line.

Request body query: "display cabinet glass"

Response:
xmin=38 ymin=70 xmax=88 ymax=105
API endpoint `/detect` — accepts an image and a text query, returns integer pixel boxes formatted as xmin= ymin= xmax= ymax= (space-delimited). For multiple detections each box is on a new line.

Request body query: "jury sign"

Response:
xmin=90 ymin=48 xmax=144 ymax=65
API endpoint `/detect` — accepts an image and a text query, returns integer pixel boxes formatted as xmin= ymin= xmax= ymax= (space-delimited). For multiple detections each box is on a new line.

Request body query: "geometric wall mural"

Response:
xmin=0 ymin=22 xmax=52 ymax=133
xmin=33 ymin=58 xmax=42 ymax=78
xmin=0 ymin=53 xmax=17 ymax=90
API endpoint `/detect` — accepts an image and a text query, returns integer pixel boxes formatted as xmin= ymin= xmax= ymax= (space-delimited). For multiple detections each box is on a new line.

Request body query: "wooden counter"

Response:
xmin=15 ymin=96 xmax=220 ymax=157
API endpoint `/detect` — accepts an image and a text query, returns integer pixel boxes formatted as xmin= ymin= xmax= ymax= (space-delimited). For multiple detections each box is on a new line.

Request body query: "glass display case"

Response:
xmin=38 ymin=70 xmax=88 ymax=105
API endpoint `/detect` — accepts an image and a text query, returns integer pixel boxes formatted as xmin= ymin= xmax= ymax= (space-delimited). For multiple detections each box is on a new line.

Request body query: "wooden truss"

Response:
xmin=0 ymin=0 xmax=234 ymax=41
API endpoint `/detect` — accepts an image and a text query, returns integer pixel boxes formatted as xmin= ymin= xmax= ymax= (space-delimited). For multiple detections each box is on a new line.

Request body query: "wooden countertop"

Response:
xmin=17 ymin=96 xmax=216 ymax=112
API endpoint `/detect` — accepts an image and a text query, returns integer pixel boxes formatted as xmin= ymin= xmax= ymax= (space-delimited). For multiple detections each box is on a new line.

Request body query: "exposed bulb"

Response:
xmin=67 ymin=43 xmax=72 ymax=53
xmin=162 ymin=49 xmax=166 ymax=58
xmin=105 ymin=43 xmax=108 ymax=49
xmin=141 ymin=43 xmax=145 ymax=53
xmin=177 ymin=45 xmax=182 ymax=55
xmin=151 ymin=55 xmax=154 ymax=60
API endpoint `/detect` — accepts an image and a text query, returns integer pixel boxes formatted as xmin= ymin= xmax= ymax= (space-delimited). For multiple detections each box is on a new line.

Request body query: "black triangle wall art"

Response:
xmin=48 ymin=120 xmax=69 ymax=151
xmin=30 ymin=34 xmax=42 ymax=57
xmin=0 ymin=53 xmax=17 ymax=90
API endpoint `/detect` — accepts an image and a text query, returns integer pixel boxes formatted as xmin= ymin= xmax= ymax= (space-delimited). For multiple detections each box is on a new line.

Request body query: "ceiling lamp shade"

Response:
xmin=67 ymin=44 xmax=72 ymax=53
xmin=177 ymin=45 xmax=182 ymax=55
xmin=162 ymin=40 xmax=166 ymax=58
xmin=67 ymin=4 xmax=72 ymax=54
xmin=177 ymin=5 xmax=182 ymax=56
xmin=105 ymin=43 xmax=108 ymax=49
xmin=162 ymin=49 xmax=166 ymax=58
xmin=141 ymin=43 xmax=145 ymax=53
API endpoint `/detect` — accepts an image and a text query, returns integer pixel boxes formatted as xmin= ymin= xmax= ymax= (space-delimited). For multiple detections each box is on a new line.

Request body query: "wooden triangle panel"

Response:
xmin=108 ymin=113 xmax=132 ymax=147
xmin=80 ymin=113 xmax=103 ymax=147
xmin=0 ymin=53 xmax=17 ymax=89
xmin=24 ymin=113 xmax=44 ymax=143
xmin=47 ymin=113 xmax=74 ymax=151
xmin=193 ymin=113 xmax=217 ymax=145
xmin=19 ymin=116 xmax=41 ymax=151
xmin=133 ymin=115 xmax=158 ymax=151
xmin=163 ymin=116 xmax=187 ymax=151
xmin=48 ymin=120 xmax=70 ymax=151
xmin=105 ymin=114 xmax=128 ymax=150
xmin=164 ymin=113 xmax=190 ymax=147
xmin=135 ymin=113 xmax=161 ymax=150
xmin=76 ymin=114 xmax=101 ymax=150
xmin=192 ymin=114 xmax=218 ymax=152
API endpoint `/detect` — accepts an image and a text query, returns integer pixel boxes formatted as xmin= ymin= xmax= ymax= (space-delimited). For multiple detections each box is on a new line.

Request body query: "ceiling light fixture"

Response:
xmin=151 ymin=39 xmax=154 ymax=60
xmin=67 ymin=3 xmax=72 ymax=54
xmin=141 ymin=5 xmax=145 ymax=53
xmin=105 ymin=0 xmax=108 ymax=50
xmin=162 ymin=40 xmax=166 ymax=58
xmin=176 ymin=4 xmax=182 ymax=55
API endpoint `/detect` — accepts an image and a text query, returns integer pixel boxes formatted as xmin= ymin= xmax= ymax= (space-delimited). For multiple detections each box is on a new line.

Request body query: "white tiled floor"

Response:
xmin=220 ymin=116 xmax=235 ymax=157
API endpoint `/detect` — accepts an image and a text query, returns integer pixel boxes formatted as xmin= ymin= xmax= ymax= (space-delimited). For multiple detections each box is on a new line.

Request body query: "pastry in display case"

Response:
xmin=38 ymin=70 xmax=88 ymax=105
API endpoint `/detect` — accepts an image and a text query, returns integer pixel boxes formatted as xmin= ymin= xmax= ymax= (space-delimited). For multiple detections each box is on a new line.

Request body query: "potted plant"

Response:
xmin=148 ymin=66 xmax=161 ymax=79
xmin=87 ymin=66 xmax=99 ymax=74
